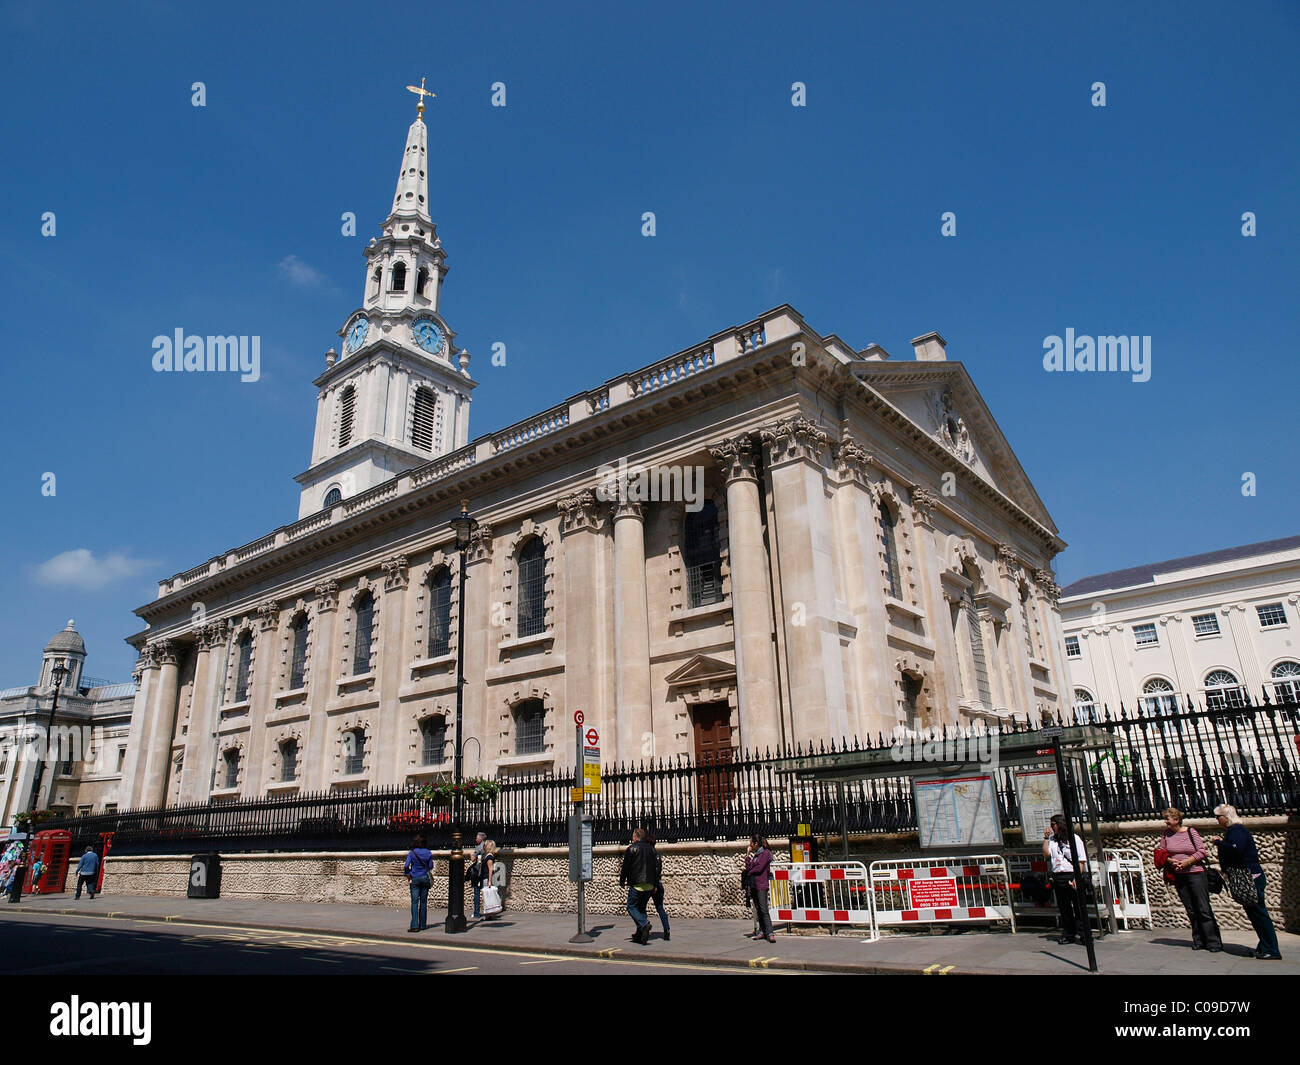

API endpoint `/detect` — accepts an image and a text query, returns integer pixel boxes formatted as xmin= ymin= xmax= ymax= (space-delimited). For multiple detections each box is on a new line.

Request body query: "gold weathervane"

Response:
xmin=406 ymin=77 xmax=436 ymax=118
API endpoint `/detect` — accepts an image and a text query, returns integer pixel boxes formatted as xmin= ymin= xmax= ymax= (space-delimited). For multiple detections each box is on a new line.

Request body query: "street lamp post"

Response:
xmin=13 ymin=659 xmax=70 ymax=901
xmin=444 ymin=499 xmax=478 ymax=934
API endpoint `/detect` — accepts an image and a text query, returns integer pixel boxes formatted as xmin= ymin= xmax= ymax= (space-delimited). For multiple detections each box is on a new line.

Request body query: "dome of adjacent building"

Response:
xmin=44 ymin=619 xmax=86 ymax=655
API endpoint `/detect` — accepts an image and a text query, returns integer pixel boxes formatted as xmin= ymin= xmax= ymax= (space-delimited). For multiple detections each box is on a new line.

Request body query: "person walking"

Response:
xmin=619 ymin=828 xmax=658 ymax=944
xmin=1210 ymin=803 xmax=1281 ymax=960
xmin=403 ymin=833 xmax=434 ymax=932
xmin=644 ymin=828 xmax=670 ymax=941
xmin=744 ymin=835 xmax=775 ymax=944
xmin=74 ymin=846 xmax=100 ymax=901
xmin=1043 ymin=814 xmax=1090 ymax=945
xmin=469 ymin=831 xmax=487 ymax=919
xmin=480 ymin=839 xmax=505 ymax=919
xmin=29 ymin=856 xmax=44 ymax=896
xmin=1157 ymin=807 xmax=1222 ymax=952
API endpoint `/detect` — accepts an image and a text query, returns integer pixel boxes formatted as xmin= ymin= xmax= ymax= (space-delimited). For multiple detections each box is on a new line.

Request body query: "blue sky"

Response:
xmin=1 ymin=0 xmax=1296 ymax=685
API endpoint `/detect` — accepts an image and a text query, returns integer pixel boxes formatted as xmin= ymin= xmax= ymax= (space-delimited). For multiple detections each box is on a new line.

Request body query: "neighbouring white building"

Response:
xmin=1060 ymin=535 xmax=1300 ymax=718
xmin=0 ymin=621 xmax=136 ymax=824
xmin=116 ymin=92 xmax=1072 ymax=811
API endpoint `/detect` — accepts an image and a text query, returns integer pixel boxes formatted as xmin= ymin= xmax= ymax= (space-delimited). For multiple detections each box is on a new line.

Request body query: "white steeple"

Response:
xmin=294 ymin=82 xmax=477 ymax=519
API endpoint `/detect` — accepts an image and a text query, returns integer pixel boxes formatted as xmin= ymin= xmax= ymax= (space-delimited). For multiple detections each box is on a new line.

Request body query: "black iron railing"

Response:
xmin=43 ymin=694 xmax=1300 ymax=856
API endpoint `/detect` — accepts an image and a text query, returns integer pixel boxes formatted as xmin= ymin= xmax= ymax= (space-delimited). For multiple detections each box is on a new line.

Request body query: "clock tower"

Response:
xmin=295 ymin=82 xmax=477 ymax=518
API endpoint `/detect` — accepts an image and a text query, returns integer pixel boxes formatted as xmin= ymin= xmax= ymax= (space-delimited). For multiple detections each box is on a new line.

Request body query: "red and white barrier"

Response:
xmin=768 ymin=862 xmax=871 ymax=927
xmin=869 ymin=855 xmax=1016 ymax=936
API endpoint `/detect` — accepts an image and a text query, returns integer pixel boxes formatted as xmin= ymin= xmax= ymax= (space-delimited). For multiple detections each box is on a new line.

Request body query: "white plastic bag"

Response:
xmin=481 ymin=884 xmax=503 ymax=916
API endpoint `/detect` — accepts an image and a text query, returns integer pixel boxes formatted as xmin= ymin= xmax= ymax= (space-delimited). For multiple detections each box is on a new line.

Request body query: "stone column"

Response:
xmin=710 ymin=435 xmax=782 ymax=753
xmin=117 ymin=651 xmax=156 ymax=809
xmin=560 ymin=491 xmax=612 ymax=758
xmin=379 ymin=555 xmax=411 ymax=786
xmin=461 ymin=525 xmax=494 ymax=776
xmin=303 ymin=581 xmax=339 ymax=791
xmin=611 ymin=498 xmax=652 ymax=763
xmin=177 ymin=623 xmax=225 ymax=802
xmin=997 ymin=547 xmax=1033 ymax=717
xmin=139 ymin=640 xmax=181 ymax=808
xmin=910 ymin=487 xmax=961 ymax=721
xmin=241 ymin=602 xmax=281 ymax=796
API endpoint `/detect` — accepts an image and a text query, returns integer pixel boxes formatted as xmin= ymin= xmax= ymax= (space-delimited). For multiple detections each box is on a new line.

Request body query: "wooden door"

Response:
xmin=692 ymin=703 xmax=735 ymax=813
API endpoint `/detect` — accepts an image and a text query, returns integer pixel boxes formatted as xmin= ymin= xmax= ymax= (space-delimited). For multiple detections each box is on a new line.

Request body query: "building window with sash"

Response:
xmin=1204 ymin=670 xmax=1244 ymax=710
xmin=1271 ymin=660 xmax=1300 ymax=703
xmin=222 ymin=749 xmax=240 ymax=790
xmin=427 ymin=566 xmax=452 ymax=658
xmin=683 ymin=501 xmax=723 ymax=608
xmin=233 ymin=631 xmax=253 ymax=702
xmin=420 ymin=716 xmax=447 ymax=766
xmin=288 ymin=613 xmax=309 ymax=690
xmin=344 ymin=729 xmax=366 ymax=775
xmin=516 ymin=538 xmax=547 ymax=638
xmin=880 ymin=500 xmax=903 ymax=600
xmin=280 ymin=739 xmax=298 ymax=782
xmin=1141 ymin=678 xmax=1178 ymax=716
xmin=352 ymin=591 xmax=374 ymax=675
xmin=514 ymin=699 xmax=546 ymax=755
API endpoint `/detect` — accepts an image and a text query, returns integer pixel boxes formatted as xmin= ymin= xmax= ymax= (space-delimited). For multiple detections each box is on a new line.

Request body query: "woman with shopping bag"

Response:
xmin=480 ymin=839 xmax=505 ymax=919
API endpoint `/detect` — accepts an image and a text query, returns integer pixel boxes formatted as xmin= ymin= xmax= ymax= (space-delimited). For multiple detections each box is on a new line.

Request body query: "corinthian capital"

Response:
xmin=382 ymin=554 xmax=409 ymax=591
xmin=1035 ymin=568 xmax=1061 ymax=603
xmin=257 ymin=600 xmax=280 ymax=631
xmin=558 ymin=490 xmax=601 ymax=535
xmin=834 ymin=437 xmax=873 ymax=484
xmin=149 ymin=638 xmax=179 ymax=666
xmin=709 ymin=435 xmax=758 ymax=483
xmin=910 ymin=486 xmax=939 ymax=526
xmin=467 ymin=524 xmax=494 ymax=564
xmin=759 ymin=416 xmax=832 ymax=467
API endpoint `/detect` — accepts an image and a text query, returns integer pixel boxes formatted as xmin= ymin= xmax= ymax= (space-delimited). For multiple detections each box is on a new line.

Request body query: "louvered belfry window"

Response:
xmin=517 ymin=538 xmax=547 ymax=638
xmin=338 ymin=386 xmax=356 ymax=448
xmin=411 ymin=386 xmax=437 ymax=451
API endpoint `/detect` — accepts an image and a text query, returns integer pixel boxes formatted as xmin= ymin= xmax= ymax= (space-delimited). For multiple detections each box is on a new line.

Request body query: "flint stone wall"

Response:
xmin=100 ymin=816 xmax=1298 ymax=931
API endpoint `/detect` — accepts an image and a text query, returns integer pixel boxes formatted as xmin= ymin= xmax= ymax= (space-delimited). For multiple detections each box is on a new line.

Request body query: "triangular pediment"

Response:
xmin=849 ymin=361 xmax=1059 ymax=537
xmin=664 ymin=654 xmax=736 ymax=689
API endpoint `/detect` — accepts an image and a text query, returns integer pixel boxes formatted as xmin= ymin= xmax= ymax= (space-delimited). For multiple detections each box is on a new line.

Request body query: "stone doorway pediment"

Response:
xmin=665 ymin=654 xmax=737 ymax=704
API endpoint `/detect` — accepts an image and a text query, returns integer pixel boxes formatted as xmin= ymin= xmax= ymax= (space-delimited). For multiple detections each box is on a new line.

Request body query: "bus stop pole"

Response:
xmin=838 ymin=782 xmax=849 ymax=859
xmin=1078 ymin=753 xmax=1118 ymax=935
xmin=1048 ymin=732 xmax=1098 ymax=973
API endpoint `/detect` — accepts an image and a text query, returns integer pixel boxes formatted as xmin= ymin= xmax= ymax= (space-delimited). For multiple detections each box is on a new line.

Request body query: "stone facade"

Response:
xmin=100 ymin=817 xmax=1299 ymax=933
xmin=118 ymin=102 xmax=1071 ymax=812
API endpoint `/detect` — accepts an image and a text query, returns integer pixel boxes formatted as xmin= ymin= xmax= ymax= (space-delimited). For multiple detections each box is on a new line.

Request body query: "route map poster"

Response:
xmin=1014 ymin=768 xmax=1063 ymax=844
xmin=913 ymin=773 xmax=1003 ymax=850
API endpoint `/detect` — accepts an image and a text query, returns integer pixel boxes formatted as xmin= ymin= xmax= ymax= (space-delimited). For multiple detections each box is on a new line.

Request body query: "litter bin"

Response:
xmin=187 ymin=853 xmax=221 ymax=899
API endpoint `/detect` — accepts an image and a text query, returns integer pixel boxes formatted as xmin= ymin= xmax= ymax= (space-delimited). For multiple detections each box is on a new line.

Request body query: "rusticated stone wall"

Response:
xmin=101 ymin=817 xmax=1297 ymax=932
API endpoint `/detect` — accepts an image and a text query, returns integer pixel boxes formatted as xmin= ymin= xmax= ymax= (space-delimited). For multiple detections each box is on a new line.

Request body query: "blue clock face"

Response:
xmin=412 ymin=318 xmax=443 ymax=354
xmin=345 ymin=316 xmax=369 ymax=353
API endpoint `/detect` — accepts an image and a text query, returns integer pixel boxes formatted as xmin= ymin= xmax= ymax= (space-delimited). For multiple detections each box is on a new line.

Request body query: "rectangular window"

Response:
xmin=1064 ymin=635 xmax=1081 ymax=658
xmin=1191 ymin=613 xmax=1220 ymax=637
xmin=77 ymin=805 xmax=93 ymax=817
xmin=1133 ymin=623 xmax=1158 ymax=647
xmin=104 ymin=804 xmax=117 ymax=814
xmin=117 ymin=748 xmax=126 ymax=772
xmin=1256 ymin=602 xmax=1287 ymax=628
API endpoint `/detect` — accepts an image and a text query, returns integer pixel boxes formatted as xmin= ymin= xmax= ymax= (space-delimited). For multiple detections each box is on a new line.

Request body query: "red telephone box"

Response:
xmin=95 ymin=832 xmax=114 ymax=893
xmin=25 ymin=829 xmax=72 ymax=895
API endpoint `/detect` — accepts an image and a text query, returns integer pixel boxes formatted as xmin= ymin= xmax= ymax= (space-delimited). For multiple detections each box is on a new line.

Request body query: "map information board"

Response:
xmin=913 ymin=773 xmax=1003 ymax=850
xmin=1014 ymin=768 xmax=1062 ymax=845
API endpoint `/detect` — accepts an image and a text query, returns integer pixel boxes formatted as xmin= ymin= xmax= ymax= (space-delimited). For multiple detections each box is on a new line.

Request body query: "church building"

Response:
xmin=120 ymin=93 xmax=1071 ymax=810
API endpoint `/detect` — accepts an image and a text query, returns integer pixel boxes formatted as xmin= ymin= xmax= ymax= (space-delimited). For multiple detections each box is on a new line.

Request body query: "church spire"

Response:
xmin=391 ymin=78 xmax=435 ymax=226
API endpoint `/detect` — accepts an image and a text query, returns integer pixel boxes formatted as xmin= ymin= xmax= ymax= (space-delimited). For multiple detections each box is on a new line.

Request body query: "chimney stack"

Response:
xmin=910 ymin=332 xmax=947 ymax=361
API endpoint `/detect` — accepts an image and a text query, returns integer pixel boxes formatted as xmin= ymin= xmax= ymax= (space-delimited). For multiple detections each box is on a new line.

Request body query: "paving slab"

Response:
xmin=5 ymin=893 xmax=1296 ymax=976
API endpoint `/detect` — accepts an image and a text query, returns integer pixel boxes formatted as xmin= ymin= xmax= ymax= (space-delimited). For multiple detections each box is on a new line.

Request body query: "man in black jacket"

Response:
xmin=619 ymin=828 xmax=659 ymax=944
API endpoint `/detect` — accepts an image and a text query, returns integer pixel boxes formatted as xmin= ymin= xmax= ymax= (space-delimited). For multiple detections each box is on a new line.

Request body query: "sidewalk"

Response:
xmin=5 ymin=892 xmax=1296 ymax=975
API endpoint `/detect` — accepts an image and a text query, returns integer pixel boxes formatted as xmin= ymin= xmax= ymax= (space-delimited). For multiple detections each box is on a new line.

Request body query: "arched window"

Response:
xmin=344 ymin=728 xmax=366 ymax=775
xmin=279 ymin=739 xmax=298 ymax=782
xmin=1019 ymin=583 xmax=1038 ymax=660
xmin=233 ymin=632 xmax=252 ymax=703
xmin=1205 ymin=669 xmax=1244 ymax=710
xmin=222 ymin=749 xmax=240 ymax=789
xmin=390 ymin=261 xmax=407 ymax=292
xmin=1141 ymin=678 xmax=1178 ymax=716
xmin=352 ymin=591 xmax=374 ymax=675
xmin=323 ymin=487 xmax=343 ymax=508
xmin=420 ymin=717 xmax=446 ymax=766
xmin=880 ymin=501 xmax=903 ymax=600
xmin=411 ymin=386 xmax=437 ymax=451
xmin=1073 ymin=688 xmax=1097 ymax=723
xmin=516 ymin=538 xmax=547 ymax=638
xmin=337 ymin=385 xmax=356 ymax=449
xmin=514 ymin=699 xmax=545 ymax=755
xmin=683 ymin=501 xmax=723 ymax=608
xmin=288 ymin=613 xmax=309 ymax=690
xmin=427 ymin=567 xmax=452 ymax=658
xmin=1271 ymin=661 xmax=1300 ymax=703
xmin=416 ymin=266 xmax=429 ymax=296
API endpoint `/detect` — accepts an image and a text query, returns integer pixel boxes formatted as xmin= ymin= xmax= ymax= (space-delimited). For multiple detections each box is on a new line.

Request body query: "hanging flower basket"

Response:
xmin=415 ymin=778 xmax=500 ymax=807
xmin=13 ymin=809 xmax=55 ymax=828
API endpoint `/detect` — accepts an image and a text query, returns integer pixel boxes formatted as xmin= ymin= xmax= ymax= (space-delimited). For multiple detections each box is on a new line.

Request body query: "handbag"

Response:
xmin=1204 ymin=866 xmax=1224 ymax=894
xmin=1223 ymin=865 xmax=1256 ymax=907
xmin=481 ymin=884 xmax=503 ymax=916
